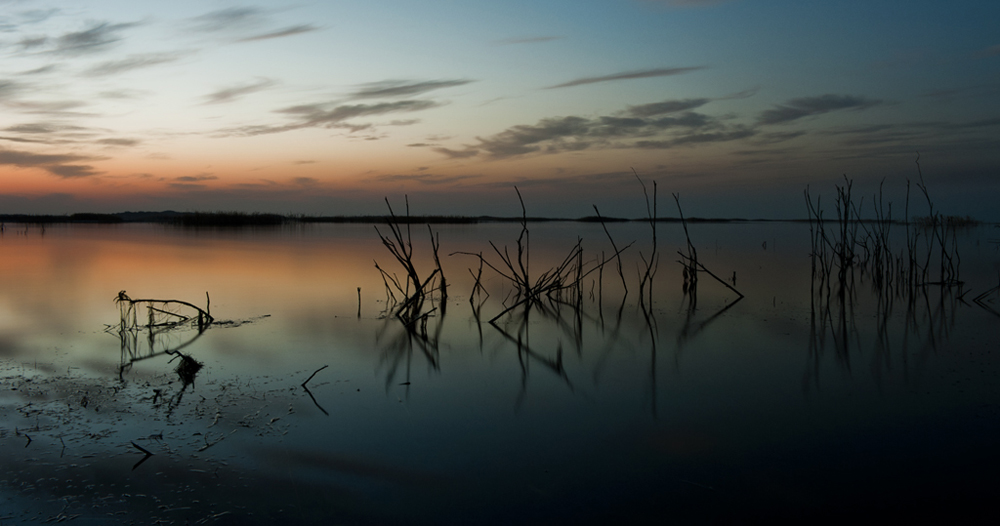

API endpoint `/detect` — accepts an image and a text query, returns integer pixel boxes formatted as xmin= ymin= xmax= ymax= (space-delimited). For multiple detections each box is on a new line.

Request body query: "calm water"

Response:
xmin=1 ymin=221 xmax=998 ymax=524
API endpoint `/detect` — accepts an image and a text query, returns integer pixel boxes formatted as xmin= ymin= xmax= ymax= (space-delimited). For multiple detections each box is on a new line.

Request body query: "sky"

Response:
xmin=0 ymin=0 xmax=998 ymax=219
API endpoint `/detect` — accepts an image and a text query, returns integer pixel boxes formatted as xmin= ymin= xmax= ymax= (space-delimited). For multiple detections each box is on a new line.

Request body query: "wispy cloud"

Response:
xmin=188 ymin=7 xmax=264 ymax=33
xmin=4 ymin=123 xmax=89 ymax=134
xmin=436 ymin=103 xmax=753 ymax=159
xmin=203 ymin=78 xmax=276 ymax=104
xmin=18 ymin=36 xmax=48 ymax=50
xmin=0 ymin=135 xmax=47 ymax=144
xmin=0 ymin=79 xmax=23 ymax=100
xmin=757 ymin=94 xmax=882 ymax=125
xmin=433 ymin=147 xmax=479 ymax=159
xmin=752 ymin=130 xmax=808 ymax=144
xmin=18 ymin=8 xmax=60 ymax=25
xmin=8 ymin=99 xmax=91 ymax=116
xmin=278 ymin=100 xmax=439 ymax=126
xmin=546 ymin=67 xmax=704 ymax=89
xmin=822 ymin=124 xmax=896 ymax=136
xmin=238 ymin=24 xmax=319 ymax=42
xmin=373 ymin=173 xmax=481 ymax=185
xmin=626 ymin=98 xmax=711 ymax=117
xmin=176 ymin=173 xmax=217 ymax=182
xmin=632 ymin=127 xmax=756 ymax=148
xmin=83 ymin=52 xmax=185 ymax=77
xmin=186 ymin=7 xmax=316 ymax=43
xmin=216 ymin=99 xmax=441 ymax=137
xmin=97 ymin=138 xmax=140 ymax=147
xmin=20 ymin=65 xmax=58 ymax=75
xmin=0 ymin=147 xmax=102 ymax=178
xmin=350 ymin=79 xmax=473 ymax=99
xmin=51 ymin=22 xmax=138 ymax=55
xmin=47 ymin=164 xmax=101 ymax=178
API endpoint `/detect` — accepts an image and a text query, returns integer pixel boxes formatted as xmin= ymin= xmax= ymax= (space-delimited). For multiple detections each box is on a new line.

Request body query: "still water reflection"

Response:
xmin=1 ymin=222 xmax=998 ymax=524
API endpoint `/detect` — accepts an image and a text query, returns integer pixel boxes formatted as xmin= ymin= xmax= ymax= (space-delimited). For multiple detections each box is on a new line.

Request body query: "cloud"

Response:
xmin=279 ymin=99 xmax=438 ymax=124
xmin=46 ymin=164 xmax=101 ymax=178
xmin=0 ymin=135 xmax=47 ymax=144
xmin=203 ymin=78 xmax=276 ymax=104
xmin=433 ymin=147 xmax=479 ymax=159
xmin=4 ymin=122 xmax=89 ymax=134
xmin=18 ymin=36 xmax=48 ymax=50
xmin=0 ymin=79 xmax=24 ymax=100
xmin=495 ymin=36 xmax=563 ymax=45
xmin=20 ymin=65 xmax=58 ymax=75
xmin=175 ymin=173 xmax=217 ymax=182
xmin=293 ymin=177 xmax=318 ymax=185
xmin=98 ymin=89 xmax=146 ymax=99
xmin=97 ymin=138 xmax=140 ymax=146
xmin=757 ymin=94 xmax=882 ymax=125
xmin=83 ymin=52 xmax=184 ymax=77
xmin=437 ymin=106 xmax=752 ymax=159
xmin=822 ymin=124 xmax=896 ymax=136
xmin=634 ymin=127 xmax=756 ymax=148
xmin=0 ymin=147 xmax=103 ymax=178
xmin=752 ymin=130 xmax=807 ymax=144
xmin=546 ymin=67 xmax=704 ymax=89
xmin=188 ymin=7 xmax=264 ymax=33
xmin=350 ymin=79 xmax=473 ymax=99
xmin=216 ymin=99 xmax=441 ymax=137
xmin=238 ymin=24 xmax=319 ymax=42
xmin=626 ymin=98 xmax=711 ymax=117
xmin=9 ymin=100 xmax=90 ymax=116
xmin=373 ymin=173 xmax=481 ymax=185
xmin=52 ymin=22 xmax=137 ymax=55
xmin=18 ymin=9 xmax=60 ymax=25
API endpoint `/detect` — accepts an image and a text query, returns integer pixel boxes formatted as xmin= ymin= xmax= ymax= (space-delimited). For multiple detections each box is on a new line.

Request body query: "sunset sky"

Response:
xmin=1 ymin=0 xmax=998 ymax=219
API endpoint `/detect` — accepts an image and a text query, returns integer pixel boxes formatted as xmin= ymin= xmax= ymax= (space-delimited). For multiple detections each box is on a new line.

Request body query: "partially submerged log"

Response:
xmin=116 ymin=290 xmax=214 ymax=331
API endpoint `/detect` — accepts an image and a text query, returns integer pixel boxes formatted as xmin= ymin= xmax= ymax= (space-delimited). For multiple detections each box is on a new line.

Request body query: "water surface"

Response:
xmin=1 ymin=221 xmax=998 ymax=524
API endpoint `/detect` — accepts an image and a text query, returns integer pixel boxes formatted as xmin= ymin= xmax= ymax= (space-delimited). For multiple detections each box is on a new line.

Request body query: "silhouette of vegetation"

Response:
xmin=171 ymin=211 xmax=286 ymax=227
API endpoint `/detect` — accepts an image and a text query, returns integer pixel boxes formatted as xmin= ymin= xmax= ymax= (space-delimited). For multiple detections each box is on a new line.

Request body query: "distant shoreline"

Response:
xmin=0 ymin=211 xmax=988 ymax=227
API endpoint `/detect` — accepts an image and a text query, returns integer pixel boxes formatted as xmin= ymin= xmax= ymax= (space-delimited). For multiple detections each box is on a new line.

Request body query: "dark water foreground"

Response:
xmin=0 ymin=222 xmax=998 ymax=524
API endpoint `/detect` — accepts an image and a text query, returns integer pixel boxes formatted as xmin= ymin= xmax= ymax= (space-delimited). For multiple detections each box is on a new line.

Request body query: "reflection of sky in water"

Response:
xmin=0 ymin=222 xmax=998 ymax=523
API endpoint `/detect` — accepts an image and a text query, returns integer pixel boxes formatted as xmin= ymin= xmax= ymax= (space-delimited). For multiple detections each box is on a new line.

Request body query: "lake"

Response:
xmin=1 ymin=219 xmax=998 ymax=524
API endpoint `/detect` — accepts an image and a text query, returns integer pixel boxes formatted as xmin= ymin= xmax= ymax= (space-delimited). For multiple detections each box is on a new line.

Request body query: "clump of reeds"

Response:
xmin=635 ymin=170 xmax=659 ymax=310
xmin=373 ymin=197 xmax=447 ymax=329
xmin=453 ymin=187 xmax=628 ymax=323
xmin=804 ymin=156 xmax=968 ymax=320
xmin=673 ymin=193 xmax=743 ymax=308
